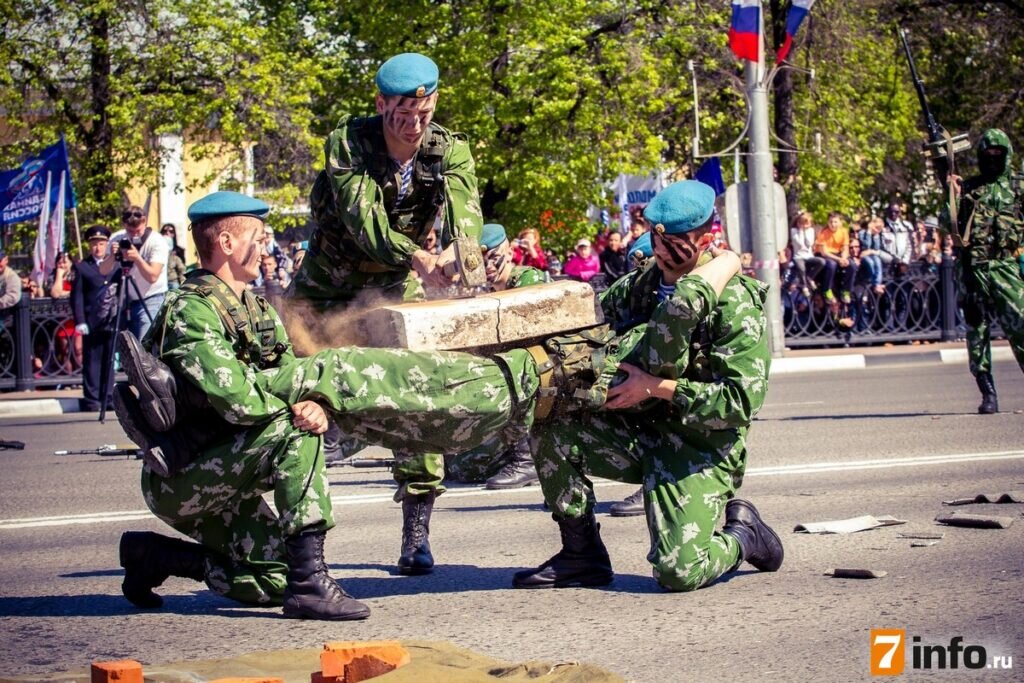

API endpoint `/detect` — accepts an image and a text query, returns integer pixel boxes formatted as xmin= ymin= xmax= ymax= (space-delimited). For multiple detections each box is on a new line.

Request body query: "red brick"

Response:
xmin=91 ymin=660 xmax=143 ymax=683
xmin=320 ymin=641 xmax=410 ymax=683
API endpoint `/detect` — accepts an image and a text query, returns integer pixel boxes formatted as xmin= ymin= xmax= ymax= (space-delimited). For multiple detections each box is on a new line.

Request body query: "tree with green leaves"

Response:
xmin=0 ymin=0 xmax=328 ymax=244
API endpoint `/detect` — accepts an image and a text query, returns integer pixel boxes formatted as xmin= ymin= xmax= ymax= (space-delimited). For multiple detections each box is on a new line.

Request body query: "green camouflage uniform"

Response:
xmin=953 ymin=129 xmax=1024 ymax=376
xmin=531 ymin=262 xmax=771 ymax=592
xmin=142 ymin=271 xmax=537 ymax=605
xmin=285 ymin=114 xmax=484 ymax=500
xmin=445 ymin=265 xmax=547 ymax=483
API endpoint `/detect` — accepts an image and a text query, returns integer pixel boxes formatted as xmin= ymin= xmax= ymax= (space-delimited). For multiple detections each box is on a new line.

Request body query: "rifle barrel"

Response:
xmin=898 ymin=27 xmax=942 ymax=142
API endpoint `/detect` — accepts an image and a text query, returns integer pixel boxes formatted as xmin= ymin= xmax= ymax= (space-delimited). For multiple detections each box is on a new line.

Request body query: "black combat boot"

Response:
xmin=119 ymin=531 xmax=207 ymax=609
xmin=118 ymin=331 xmax=177 ymax=432
xmin=976 ymin=372 xmax=999 ymax=414
xmin=485 ymin=438 xmax=539 ymax=489
xmin=608 ymin=487 xmax=645 ymax=517
xmin=113 ymin=383 xmax=195 ymax=477
xmin=282 ymin=531 xmax=370 ymax=620
xmin=721 ymin=499 xmax=784 ymax=572
xmin=397 ymin=493 xmax=435 ymax=575
xmin=512 ymin=511 xmax=614 ymax=588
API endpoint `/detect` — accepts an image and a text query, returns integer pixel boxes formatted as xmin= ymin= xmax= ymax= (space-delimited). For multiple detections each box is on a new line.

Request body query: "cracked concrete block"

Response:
xmin=490 ymin=280 xmax=602 ymax=345
xmin=357 ymin=281 xmax=602 ymax=350
xmin=359 ymin=296 xmax=499 ymax=350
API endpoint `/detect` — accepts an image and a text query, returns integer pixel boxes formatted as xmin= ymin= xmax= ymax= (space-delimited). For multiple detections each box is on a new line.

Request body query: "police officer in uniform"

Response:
xmin=285 ymin=52 xmax=484 ymax=576
xmin=71 ymin=225 xmax=120 ymax=411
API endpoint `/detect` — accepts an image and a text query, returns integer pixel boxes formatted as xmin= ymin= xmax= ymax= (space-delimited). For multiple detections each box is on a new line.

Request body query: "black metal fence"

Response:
xmin=0 ymin=260 xmax=978 ymax=391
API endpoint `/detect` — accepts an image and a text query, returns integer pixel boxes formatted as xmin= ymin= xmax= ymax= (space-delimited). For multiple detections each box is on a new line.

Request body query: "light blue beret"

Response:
xmin=188 ymin=191 xmax=269 ymax=222
xmin=376 ymin=53 xmax=439 ymax=98
xmin=480 ymin=223 xmax=508 ymax=250
xmin=627 ymin=232 xmax=653 ymax=260
xmin=643 ymin=180 xmax=715 ymax=235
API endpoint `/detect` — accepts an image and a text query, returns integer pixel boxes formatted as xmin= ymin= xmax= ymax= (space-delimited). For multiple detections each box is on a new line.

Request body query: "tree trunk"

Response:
xmin=770 ymin=0 xmax=800 ymax=221
xmin=86 ymin=4 xmax=116 ymax=220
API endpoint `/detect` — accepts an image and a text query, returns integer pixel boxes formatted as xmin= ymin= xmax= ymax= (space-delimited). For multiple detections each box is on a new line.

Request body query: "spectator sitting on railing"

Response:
xmin=857 ymin=217 xmax=888 ymax=295
xmin=788 ymin=209 xmax=824 ymax=298
xmin=813 ymin=212 xmax=857 ymax=304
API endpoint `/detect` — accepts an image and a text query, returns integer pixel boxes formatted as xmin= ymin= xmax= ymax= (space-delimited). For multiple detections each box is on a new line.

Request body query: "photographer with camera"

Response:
xmin=100 ymin=205 xmax=169 ymax=341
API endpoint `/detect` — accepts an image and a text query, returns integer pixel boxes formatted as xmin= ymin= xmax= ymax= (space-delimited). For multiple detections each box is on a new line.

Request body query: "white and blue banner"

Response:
xmin=0 ymin=136 xmax=76 ymax=226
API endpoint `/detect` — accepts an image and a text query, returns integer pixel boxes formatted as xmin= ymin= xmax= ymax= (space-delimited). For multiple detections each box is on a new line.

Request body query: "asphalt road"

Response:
xmin=0 ymin=358 xmax=1022 ymax=682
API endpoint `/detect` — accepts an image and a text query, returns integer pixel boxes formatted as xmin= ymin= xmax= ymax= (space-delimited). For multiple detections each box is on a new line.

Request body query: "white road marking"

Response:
xmin=2 ymin=450 xmax=1023 ymax=530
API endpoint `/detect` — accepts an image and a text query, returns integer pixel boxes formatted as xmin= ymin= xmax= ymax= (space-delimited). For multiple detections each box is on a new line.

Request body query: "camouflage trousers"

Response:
xmin=958 ymin=258 xmax=1024 ymax=376
xmin=532 ymin=276 xmax=748 ymax=592
xmin=533 ymin=412 xmax=744 ymax=593
xmin=444 ymin=436 xmax=517 ymax=483
xmin=285 ymin=264 xmax=448 ymax=500
xmin=141 ymin=345 xmax=539 ymax=605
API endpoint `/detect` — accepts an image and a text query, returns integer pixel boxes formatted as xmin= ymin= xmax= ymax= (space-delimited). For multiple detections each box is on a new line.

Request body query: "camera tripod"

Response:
xmin=98 ymin=262 xmax=155 ymax=424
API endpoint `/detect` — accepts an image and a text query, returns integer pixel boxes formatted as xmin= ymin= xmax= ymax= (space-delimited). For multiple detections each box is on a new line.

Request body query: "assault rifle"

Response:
xmin=327 ymin=456 xmax=396 ymax=470
xmin=898 ymin=27 xmax=971 ymax=188
xmin=55 ymin=444 xmax=142 ymax=460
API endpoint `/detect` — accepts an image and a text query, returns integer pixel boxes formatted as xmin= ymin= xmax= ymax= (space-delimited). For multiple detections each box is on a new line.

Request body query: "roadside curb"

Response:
xmin=0 ymin=398 xmax=81 ymax=418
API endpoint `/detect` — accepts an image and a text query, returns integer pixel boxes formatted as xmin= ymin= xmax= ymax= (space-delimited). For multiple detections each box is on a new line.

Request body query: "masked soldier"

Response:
xmin=284 ymin=52 xmax=484 ymax=575
xmin=513 ymin=180 xmax=784 ymax=593
xmin=949 ymin=129 xmax=1024 ymax=414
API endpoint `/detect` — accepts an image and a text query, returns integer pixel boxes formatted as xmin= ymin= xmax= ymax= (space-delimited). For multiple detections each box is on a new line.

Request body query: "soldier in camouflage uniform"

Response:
xmin=513 ymin=181 xmax=784 ymax=592
xmin=282 ymin=53 xmax=485 ymax=574
xmin=949 ymin=129 xmax=1024 ymax=414
xmin=445 ymin=224 xmax=547 ymax=490
xmin=116 ymin=192 xmax=538 ymax=620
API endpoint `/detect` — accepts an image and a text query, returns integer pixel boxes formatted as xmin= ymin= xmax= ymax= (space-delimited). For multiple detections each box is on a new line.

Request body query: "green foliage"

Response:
xmin=0 ymin=0 xmax=328 ymax=232
xmin=3 ymin=0 xmax=1023 ymax=252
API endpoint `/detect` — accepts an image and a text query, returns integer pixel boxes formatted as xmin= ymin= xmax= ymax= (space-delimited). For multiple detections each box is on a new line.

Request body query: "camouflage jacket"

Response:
xmin=308 ymin=115 xmax=483 ymax=273
xmin=599 ymin=261 xmax=771 ymax=431
xmin=147 ymin=271 xmax=297 ymax=426
xmin=956 ymin=128 xmax=1023 ymax=263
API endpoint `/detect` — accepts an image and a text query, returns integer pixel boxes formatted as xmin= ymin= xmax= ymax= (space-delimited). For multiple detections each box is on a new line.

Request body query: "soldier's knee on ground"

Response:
xmin=651 ymin=562 xmax=706 ymax=593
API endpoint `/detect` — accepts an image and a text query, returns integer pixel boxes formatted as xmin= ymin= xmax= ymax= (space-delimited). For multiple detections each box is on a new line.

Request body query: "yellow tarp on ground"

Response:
xmin=1 ymin=640 xmax=624 ymax=683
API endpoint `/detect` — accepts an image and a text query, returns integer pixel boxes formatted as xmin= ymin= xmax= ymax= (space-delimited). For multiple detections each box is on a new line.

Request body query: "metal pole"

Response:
xmin=746 ymin=15 xmax=784 ymax=357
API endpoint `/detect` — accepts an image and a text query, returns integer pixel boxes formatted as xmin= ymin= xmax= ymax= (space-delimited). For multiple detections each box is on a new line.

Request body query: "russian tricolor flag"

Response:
xmin=729 ymin=0 xmax=761 ymax=63
xmin=776 ymin=0 xmax=816 ymax=64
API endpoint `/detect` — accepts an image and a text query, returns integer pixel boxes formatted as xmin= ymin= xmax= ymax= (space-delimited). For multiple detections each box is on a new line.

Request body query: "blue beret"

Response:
xmin=643 ymin=180 xmax=715 ymax=235
xmin=188 ymin=191 xmax=269 ymax=223
xmin=376 ymin=53 xmax=439 ymax=98
xmin=627 ymin=232 xmax=653 ymax=260
xmin=480 ymin=223 xmax=508 ymax=250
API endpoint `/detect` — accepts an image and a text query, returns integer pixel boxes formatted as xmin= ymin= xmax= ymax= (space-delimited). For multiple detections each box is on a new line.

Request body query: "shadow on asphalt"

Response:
xmin=0 ymin=592 xmax=239 ymax=617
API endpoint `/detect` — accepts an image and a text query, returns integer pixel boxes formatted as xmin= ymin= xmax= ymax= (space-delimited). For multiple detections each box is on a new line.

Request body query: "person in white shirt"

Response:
xmin=788 ymin=210 xmax=825 ymax=297
xmin=883 ymin=203 xmax=916 ymax=266
xmin=100 ymin=205 xmax=169 ymax=341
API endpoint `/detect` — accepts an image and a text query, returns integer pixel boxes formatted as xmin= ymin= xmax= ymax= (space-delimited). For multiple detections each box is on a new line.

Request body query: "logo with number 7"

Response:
xmin=871 ymin=629 xmax=906 ymax=675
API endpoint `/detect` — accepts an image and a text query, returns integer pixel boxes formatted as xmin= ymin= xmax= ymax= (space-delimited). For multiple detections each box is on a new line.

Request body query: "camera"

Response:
xmin=116 ymin=238 xmax=134 ymax=263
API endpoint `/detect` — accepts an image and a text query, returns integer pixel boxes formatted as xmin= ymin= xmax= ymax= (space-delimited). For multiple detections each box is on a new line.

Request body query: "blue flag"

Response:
xmin=0 ymin=136 xmax=76 ymax=226
xmin=695 ymin=157 xmax=726 ymax=196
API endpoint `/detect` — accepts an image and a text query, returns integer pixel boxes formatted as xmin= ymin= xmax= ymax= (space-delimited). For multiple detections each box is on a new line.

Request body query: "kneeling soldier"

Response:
xmin=514 ymin=180 xmax=784 ymax=592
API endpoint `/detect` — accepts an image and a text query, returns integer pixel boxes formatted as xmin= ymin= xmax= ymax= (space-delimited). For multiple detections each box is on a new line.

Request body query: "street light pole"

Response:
xmin=746 ymin=12 xmax=784 ymax=357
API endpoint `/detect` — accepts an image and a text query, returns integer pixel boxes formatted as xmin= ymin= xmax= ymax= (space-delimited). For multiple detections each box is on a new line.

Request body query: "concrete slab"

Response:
xmin=940 ymin=346 xmax=1014 ymax=364
xmin=357 ymin=281 xmax=601 ymax=350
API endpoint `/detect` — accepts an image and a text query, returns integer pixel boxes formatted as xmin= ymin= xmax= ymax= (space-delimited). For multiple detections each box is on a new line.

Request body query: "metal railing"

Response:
xmin=0 ymin=260 xmax=983 ymax=391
